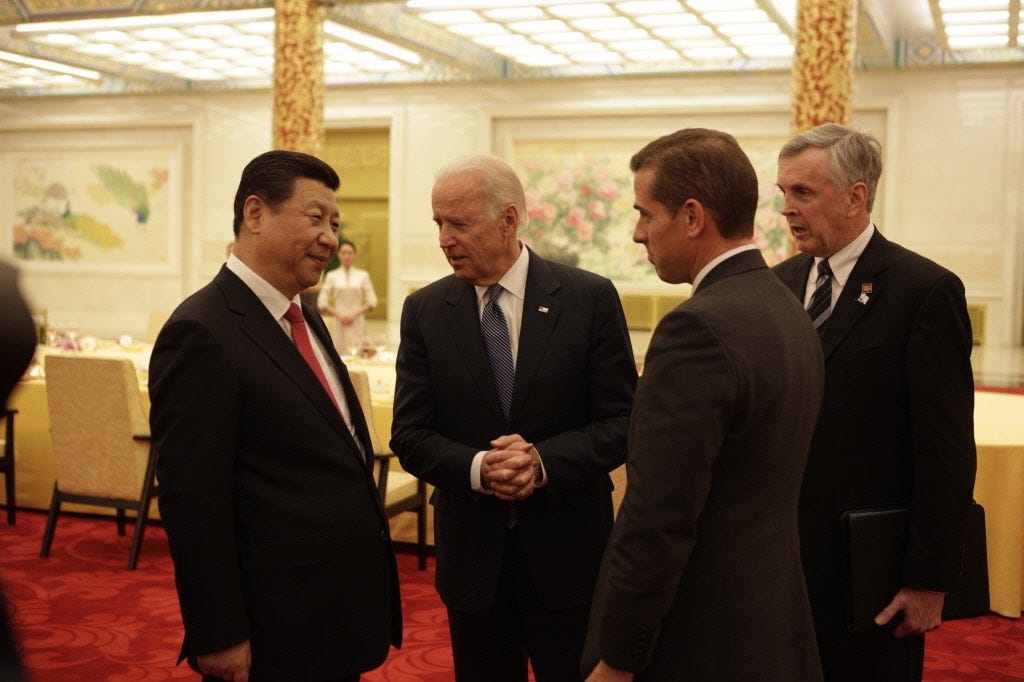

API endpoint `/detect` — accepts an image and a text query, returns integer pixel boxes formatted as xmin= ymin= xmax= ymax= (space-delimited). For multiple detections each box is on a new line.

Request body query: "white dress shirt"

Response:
xmin=226 ymin=254 xmax=359 ymax=442
xmin=802 ymin=224 xmax=875 ymax=309
xmin=469 ymin=246 xmax=547 ymax=492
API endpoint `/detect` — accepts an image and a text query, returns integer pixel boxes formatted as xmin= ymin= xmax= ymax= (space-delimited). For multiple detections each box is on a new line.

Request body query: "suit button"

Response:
xmin=380 ymin=530 xmax=387 ymax=542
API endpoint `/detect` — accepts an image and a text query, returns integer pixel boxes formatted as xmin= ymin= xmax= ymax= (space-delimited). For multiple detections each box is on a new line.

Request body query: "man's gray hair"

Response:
xmin=435 ymin=155 xmax=527 ymax=229
xmin=779 ymin=123 xmax=883 ymax=212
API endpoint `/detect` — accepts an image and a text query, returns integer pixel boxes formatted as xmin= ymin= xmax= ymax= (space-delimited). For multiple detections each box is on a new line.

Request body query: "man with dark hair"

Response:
xmin=151 ymin=150 xmax=401 ymax=681
xmin=391 ymin=154 xmax=636 ymax=682
xmin=774 ymin=123 xmax=976 ymax=682
xmin=582 ymin=128 xmax=824 ymax=681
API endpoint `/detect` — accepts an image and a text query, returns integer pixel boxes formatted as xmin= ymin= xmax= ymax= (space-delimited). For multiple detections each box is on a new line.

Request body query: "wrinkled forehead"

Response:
xmin=433 ymin=175 xmax=487 ymax=213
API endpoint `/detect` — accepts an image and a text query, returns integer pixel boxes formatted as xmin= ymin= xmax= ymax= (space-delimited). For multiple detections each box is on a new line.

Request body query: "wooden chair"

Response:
xmin=348 ymin=369 xmax=428 ymax=570
xmin=40 ymin=355 xmax=158 ymax=570
xmin=0 ymin=409 xmax=16 ymax=524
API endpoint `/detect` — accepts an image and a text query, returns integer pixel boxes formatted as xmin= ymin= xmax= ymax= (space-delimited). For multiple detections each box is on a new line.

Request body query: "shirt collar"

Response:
xmin=475 ymin=243 xmax=529 ymax=304
xmin=226 ymin=252 xmax=301 ymax=320
xmin=692 ymin=243 xmax=758 ymax=291
xmin=817 ymin=223 xmax=874 ymax=289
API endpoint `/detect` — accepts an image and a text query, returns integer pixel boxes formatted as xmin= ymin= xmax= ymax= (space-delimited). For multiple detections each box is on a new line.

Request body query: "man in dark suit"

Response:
xmin=150 ymin=150 xmax=401 ymax=682
xmin=390 ymin=154 xmax=636 ymax=682
xmin=581 ymin=128 xmax=825 ymax=682
xmin=0 ymin=260 xmax=35 ymax=682
xmin=773 ymin=123 xmax=977 ymax=682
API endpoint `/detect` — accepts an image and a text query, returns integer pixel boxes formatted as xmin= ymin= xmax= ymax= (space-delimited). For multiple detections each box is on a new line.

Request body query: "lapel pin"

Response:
xmin=538 ymin=306 xmax=549 ymax=314
xmin=857 ymin=283 xmax=873 ymax=305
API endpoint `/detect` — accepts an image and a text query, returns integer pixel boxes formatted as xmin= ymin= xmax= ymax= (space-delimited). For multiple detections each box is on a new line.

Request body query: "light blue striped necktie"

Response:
xmin=481 ymin=283 xmax=515 ymax=421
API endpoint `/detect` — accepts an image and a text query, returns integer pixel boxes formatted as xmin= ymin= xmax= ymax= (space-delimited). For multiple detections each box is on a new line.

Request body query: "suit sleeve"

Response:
xmin=530 ymin=277 xmax=636 ymax=497
xmin=589 ymin=309 xmax=735 ymax=672
xmin=390 ymin=294 xmax=481 ymax=491
xmin=903 ymin=272 xmax=977 ymax=590
xmin=150 ymin=319 xmax=251 ymax=657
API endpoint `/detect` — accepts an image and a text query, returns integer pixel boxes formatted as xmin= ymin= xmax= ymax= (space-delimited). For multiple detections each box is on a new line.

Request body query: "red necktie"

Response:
xmin=284 ymin=303 xmax=341 ymax=416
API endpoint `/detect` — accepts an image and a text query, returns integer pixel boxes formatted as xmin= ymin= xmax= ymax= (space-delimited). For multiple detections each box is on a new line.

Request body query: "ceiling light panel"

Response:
xmin=937 ymin=0 xmax=1019 ymax=53
xmin=408 ymin=0 xmax=794 ymax=70
xmin=5 ymin=0 xmax=805 ymax=91
xmin=0 ymin=49 xmax=102 ymax=91
xmin=11 ymin=9 xmax=424 ymax=87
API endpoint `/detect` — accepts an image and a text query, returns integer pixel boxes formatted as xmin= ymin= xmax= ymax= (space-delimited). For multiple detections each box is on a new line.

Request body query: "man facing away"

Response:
xmin=773 ymin=123 xmax=976 ymax=682
xmin=582 ymin=128 xmax=825 ymax=681
xmin=390 ymin=154 xmax=637 ymax=682
xmin=150 ymin=150 xmax=401 ymax=682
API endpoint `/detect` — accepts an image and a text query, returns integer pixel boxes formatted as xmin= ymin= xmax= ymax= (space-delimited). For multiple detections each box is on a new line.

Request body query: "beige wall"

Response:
xmin=1 ymin=66 xmax=1021 ymax=348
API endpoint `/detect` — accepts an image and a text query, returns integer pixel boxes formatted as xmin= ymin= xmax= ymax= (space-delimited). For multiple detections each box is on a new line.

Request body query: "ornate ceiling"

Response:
xmin=0 ymin=0 xmax=1020 ymax=96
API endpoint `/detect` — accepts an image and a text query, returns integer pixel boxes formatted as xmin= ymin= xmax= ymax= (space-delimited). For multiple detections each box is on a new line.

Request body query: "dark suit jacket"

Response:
xmin=773 ymin=229 xmax=977 ymax=638
xmin=582 ymin=249 xmax=825 ymax=681
xmin=150 ymin=266 xmax=401 ymax=681
xmin=390 ymin=249 xmax=636 ymax=615
xmin=0 ymin=261 xmax=34 ymax=682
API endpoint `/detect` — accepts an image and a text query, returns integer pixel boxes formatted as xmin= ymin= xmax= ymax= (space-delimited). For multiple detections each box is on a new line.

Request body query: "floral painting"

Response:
xmin=512 ymin=136 xmax=791 ymax=283
xmin=10 ymin=149 xmax=173 ymax=268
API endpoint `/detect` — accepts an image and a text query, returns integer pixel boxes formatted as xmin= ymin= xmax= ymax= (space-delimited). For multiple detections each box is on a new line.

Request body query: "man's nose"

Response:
xmin=321 ymin=225 xmax=339 ymax=248
xmin=632 ymin=220 xmax=645 ymax=244
xmin=438 ymin=224 xmax=455 ymax=247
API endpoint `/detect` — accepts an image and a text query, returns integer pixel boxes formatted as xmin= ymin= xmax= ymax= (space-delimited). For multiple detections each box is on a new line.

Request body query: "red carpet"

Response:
xmin=976 ymin=385 xmax=1024 ymax=395
xmin=1 ymin=511 xmax=1023 ymax=681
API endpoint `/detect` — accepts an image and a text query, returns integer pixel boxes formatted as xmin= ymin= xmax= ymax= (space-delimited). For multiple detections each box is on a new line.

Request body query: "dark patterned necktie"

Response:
xmin=480 ymin=284 xmax=518 ymax=528
xmin=481 ymin=284 xmax=514 ymax=421
xmin=807 ymin=259 xmax=834 ymax=331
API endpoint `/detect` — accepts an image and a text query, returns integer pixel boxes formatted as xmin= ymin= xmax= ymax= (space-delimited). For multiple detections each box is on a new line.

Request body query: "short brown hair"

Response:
xmin=630 ymin=128 xmax=758 ymax=239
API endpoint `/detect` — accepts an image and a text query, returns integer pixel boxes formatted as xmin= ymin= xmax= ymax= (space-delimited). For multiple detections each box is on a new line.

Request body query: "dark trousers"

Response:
xmin=818 ymin=632 xmax=924 ymax=682
xmin=447 ymin=529 xmax=589 ymax=682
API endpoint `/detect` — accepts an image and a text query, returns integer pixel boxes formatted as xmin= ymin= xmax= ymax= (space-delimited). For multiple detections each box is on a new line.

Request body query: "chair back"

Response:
xmin=44 ymin=355 xmax=151 ymax=500
xmin=348 ymin=369 xmax=383 ymax=454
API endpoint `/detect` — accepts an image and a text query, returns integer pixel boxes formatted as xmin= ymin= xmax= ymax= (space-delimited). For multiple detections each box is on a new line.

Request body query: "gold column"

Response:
xmin=272 ymin=0 xmax=325 ymax=156
xmin=790 ymin=0 xmax=857 ymax=133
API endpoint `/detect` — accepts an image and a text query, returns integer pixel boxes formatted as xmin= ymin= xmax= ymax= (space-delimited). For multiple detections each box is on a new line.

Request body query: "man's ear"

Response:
xmin=847 ymin=182 xmax=869 ymax=216
xmin=242 ymin=195 xmax=263 ymax=234
xmin=501 ymin=203 xmax=520 ymax=235
xmin=681 ymin=199 xmax=704 ymax=237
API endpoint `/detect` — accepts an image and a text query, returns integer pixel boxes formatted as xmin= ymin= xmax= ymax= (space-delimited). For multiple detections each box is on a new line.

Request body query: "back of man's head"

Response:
xmin=630 ymin=128 xmax=758 ymax=239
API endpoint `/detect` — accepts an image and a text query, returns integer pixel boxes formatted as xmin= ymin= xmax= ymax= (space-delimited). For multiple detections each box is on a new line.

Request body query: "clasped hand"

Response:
xmin=481 ymin=434 xmax=541 ymax=501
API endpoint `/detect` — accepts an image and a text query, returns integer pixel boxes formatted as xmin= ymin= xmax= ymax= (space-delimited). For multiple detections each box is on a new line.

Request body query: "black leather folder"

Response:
xmin=840 ymin=502 xmax=989 ymax=633
xmin=840 ymin=507 xmax=909 ymax=633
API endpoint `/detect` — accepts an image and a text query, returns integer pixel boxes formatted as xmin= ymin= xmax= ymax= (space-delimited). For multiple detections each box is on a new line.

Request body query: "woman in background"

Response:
xmin=318 ymin=239 xmax=378 ymax=356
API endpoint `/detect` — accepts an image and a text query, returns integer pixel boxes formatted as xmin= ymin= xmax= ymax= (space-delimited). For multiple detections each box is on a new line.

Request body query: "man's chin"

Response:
xmin=450 ymin=264 xmax=473 ymax=281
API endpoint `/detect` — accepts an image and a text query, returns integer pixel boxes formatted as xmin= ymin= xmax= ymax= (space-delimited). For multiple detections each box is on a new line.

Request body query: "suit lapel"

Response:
xmin=513 ymin=255 xmax=560 ymax=423
xmin=693 ymin=249 xmax=769 ymax=295
xmin=306 ymin=307 xmax=375 ymax=469
xmin=443 ymin=278 xmax=507 ymax=423
xmin=819 ymin=230 xmax=890 ymax=359
xmin=216 ymin=268 xmax=368 ymax=464
xmin=778 ymin=253 xmax=814 ymax=300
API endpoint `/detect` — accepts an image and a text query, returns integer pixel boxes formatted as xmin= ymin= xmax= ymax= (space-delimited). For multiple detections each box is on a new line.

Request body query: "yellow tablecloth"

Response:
xmin=8 ymin=374 xmax=1020 ymax=594
xmin=972 ymin=389 xmax=1024 ymax=617
xmin=4 ymin=366 xmax=417 ymax=541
